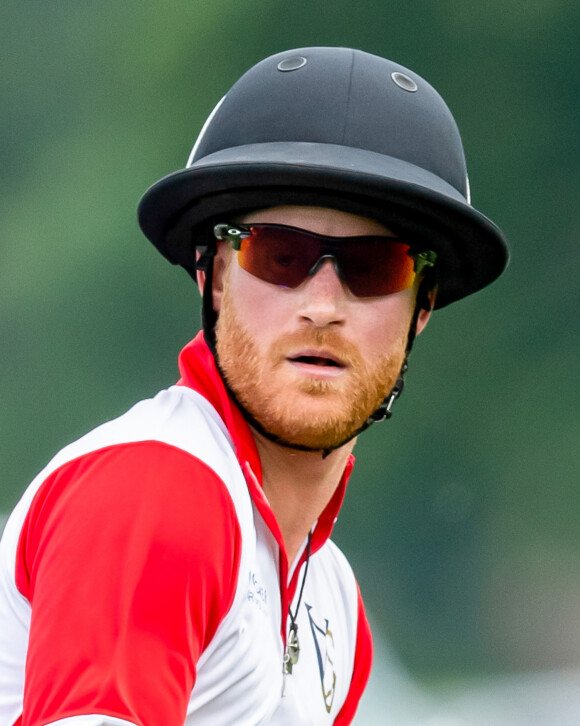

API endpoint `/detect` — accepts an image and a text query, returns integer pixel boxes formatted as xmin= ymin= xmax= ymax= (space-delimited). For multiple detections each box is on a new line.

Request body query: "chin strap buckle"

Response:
xmin=369 ymin=358 xmax=409 ymax=424
xmin=385 ymin=359 xmax=408 ymax=418
xmin=383 ymin=378 xmax=405 ymax=419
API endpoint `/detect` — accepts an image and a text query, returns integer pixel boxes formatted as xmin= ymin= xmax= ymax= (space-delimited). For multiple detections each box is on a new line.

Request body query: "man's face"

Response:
xmin=212 ymin=206 xmax=431 ymax=451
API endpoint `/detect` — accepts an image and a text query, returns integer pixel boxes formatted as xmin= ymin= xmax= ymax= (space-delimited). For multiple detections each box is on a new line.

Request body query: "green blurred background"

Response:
xmin=1 ymin=0 xmax=578 ymax=683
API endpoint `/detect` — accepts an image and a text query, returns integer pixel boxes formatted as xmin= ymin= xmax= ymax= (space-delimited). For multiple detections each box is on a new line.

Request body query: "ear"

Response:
xmin=209 ymin=242 xmax=230 ymax=313
xmin=195 ymin=242 xmax=230 ymax=312
xmin=196 ymin=268 xmax=206 ymax=294
xmin=415 ymin=287 xmax=437 ymax=335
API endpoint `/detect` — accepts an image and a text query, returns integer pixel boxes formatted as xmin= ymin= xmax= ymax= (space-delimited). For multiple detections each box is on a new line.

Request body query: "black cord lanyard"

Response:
xmin=283 ymin=532 xmax=312 ymax=676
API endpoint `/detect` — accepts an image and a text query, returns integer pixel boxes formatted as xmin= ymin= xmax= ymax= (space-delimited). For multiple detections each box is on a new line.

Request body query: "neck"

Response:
xmin=252 ymin=429 xmax=355 ymax=564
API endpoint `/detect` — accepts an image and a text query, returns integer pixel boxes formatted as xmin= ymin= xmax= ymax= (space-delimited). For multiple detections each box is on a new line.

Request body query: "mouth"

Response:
xmin=286 ymin=350 xmax=347 ymax=373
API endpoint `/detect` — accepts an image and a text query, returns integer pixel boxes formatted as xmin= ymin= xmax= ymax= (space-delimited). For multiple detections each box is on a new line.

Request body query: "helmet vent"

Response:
xmin=391 ymin=72 xmax=418 ymax=92
xmin=277 ymin=56 xmax=307 ymax=72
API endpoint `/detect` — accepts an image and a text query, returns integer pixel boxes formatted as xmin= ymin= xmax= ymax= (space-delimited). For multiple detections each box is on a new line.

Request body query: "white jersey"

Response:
xmin=0 ymin=333 xmax=372 ymax=726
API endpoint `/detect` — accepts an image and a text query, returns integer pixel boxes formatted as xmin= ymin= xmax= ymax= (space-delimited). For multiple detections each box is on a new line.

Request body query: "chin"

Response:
xmin=245 ymin=384 xmax=389 ymax=451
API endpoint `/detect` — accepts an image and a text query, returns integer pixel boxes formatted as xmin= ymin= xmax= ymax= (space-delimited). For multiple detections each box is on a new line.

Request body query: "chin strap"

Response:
xmin=362 ymin=276 xmax=432 ymax=427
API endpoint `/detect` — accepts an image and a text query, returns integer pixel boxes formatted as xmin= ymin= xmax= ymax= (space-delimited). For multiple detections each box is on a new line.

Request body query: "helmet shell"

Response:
xmin=138 ymin=47 xmax=508 ymax=307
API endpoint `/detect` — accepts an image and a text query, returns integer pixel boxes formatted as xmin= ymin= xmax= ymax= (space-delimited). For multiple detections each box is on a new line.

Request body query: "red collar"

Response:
xmin=176 ymin=332 xmax=355 ymax=561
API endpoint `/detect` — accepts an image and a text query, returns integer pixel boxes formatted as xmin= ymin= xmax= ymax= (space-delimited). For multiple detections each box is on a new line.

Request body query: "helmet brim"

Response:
xmin=138 ymin=141 xmax=509 ymax=308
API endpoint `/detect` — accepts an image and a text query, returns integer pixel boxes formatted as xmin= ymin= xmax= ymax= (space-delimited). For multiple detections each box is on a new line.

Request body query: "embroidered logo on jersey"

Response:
xmin=247 ymin=570 xmax=268 ymax=612
xmin=305 ymin=603 xmax=337 ymax=713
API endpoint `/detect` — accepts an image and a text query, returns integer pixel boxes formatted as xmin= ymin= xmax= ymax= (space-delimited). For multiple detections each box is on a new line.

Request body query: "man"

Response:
xmin=0 ymin=48 xmax=508 ymax=725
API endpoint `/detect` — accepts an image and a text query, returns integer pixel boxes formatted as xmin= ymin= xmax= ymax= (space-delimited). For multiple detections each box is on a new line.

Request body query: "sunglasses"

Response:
xmin=214 ymin=222 xmax=436 ymax=298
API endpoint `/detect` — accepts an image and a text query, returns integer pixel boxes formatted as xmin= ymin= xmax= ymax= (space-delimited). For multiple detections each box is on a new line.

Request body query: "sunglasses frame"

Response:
xmin=214 ymin=222 xmax=437 ymax=296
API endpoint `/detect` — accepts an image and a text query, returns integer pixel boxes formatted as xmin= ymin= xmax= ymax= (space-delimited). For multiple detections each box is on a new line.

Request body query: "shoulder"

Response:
xmin=55 ymin=385 xmax=237 ymax=483
xmin=16 ymin=439 xmax=242 ymax=600
xmin=6 ymin=386 xmax=249 ymax=598
xmin=11 ymin=384 xmax=243 ymax=526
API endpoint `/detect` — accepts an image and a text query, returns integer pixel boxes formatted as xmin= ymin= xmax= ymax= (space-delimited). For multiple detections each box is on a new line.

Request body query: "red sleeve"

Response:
xmin=16 ymin=441 xmax=241 ymax=726
xmin=334 ymin=584 xmax=373 ymax=726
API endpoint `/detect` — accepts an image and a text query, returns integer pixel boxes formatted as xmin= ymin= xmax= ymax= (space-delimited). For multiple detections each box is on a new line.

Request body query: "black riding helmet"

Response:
xmin=139 ymin=46 xmax=508 ymax=306
xmin=137 ymin=47 xmax=509 ymax=447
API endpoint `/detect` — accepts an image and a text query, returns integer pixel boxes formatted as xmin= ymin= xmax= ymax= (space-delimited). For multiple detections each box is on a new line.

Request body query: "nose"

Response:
xmin=296 ymin=258 xmax=347 ymax=327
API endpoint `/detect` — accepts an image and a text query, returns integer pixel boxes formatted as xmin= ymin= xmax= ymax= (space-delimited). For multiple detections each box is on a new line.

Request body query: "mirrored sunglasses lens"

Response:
xmin=339 ymin=239 xmax=416 ymax=296
xmin=238 ymin=227 xmax=319 ymax=287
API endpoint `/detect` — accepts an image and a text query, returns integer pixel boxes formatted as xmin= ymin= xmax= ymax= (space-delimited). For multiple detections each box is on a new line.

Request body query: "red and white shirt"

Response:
xmin=0 ymin=333 xmax=372 ymax=726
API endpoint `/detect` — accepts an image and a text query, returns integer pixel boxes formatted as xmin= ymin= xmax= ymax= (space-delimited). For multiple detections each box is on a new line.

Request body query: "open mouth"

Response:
xmin=293 ymin=355 xmax=341 ymax=367
xmin=288 ymin=352 xmax=346 ymax=369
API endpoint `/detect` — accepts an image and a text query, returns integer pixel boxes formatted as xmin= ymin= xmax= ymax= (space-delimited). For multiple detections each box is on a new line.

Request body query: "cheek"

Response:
xmin=355 ymin=291 xmax=416 ymax=354
xmin=225 ymin=267 xmax=291 ymax=341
